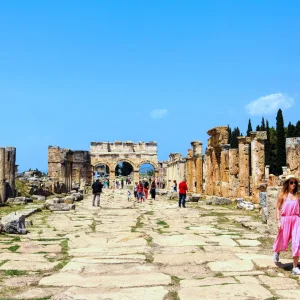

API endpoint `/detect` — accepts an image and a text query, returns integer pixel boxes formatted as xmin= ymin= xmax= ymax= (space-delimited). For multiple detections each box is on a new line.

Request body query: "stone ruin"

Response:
xmin=48 ymin=141 xmax=159 ymax=190
xmin=0 ymin=146 xmax=17 ymax=203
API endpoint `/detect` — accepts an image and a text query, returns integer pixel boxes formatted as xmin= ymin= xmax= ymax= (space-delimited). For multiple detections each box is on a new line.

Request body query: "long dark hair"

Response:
xmin=282 ymin=178 xmax=298 ymax=195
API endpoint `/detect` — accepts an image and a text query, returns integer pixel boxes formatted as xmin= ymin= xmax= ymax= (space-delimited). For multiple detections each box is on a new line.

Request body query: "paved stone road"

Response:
xmin=1 ymin=189 xmax=300 ymax=299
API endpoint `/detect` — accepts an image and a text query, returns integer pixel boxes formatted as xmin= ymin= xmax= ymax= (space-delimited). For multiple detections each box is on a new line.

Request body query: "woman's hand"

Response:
xmin=277 ymin=221 xmax=282 ymax=231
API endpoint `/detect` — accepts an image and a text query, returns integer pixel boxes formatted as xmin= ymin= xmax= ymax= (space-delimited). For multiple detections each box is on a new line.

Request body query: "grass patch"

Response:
xmin=164 ymin=291 xmax=180 ymax=300
xmin=198 ymin=245 xmax=205 ymax=251
xmin=145 ymin=235 xmax=153 ymax=246
xmin=89 ymin=220 xmax=96 ymax=232
xmin=3 ymin=269 xmax=28 ymax=276
xmin=131 ymin=215 xmax=144 ymax=232
xmin=171 ymin=275 xmax=181 ymax=286
xmin=11 ymin=236 xmax=21 ymax=242
xmin=8 ymin=245 xmax=20 ymax=252
xmin=157 ymin=220 xmax=168 ymax=226
xmin=56 ymin=233 xmax=67 ymax=237
xmin=214 ymin=272 xmax=224 ymax=277
xmin=0 ymin=260 xmax=8 ymax=267
xmin=53 ymin=239 xmax=70 ymax=271
xmin=145 ymin=253 xmax=154 ymax=263
xmin=145 ymin=211 xmax=154 ymax=215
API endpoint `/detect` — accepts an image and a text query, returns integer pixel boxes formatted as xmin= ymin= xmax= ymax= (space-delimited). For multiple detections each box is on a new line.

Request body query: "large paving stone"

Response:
xmin=53 ymin=286 xmax=168 ymax=300
xmin=153 ymin=234 xmax=209 ymax=246
xmin=39 ymin=272 xmax=171 ymax=288
xmin=0 ymin=261 xmax=57 ymax=271
xmin=275 ymin=290 xmax=300 ymax=298
xmin=0 ymin=253 xmax=48 ymax=262
xmin=13 ymin=288 xmax=63 ymax=299
xmin=208 ymin=260 xmax=254 ymax=272
xmin=181 ymin=277 xmax=237 ymax=287
xmin=178 ymin=283 xmax=273 ymax=300
xmin=258 ymin=275 xmax=299 ymax=290
xmin=237 ymin=239 xmax=261 ymax=246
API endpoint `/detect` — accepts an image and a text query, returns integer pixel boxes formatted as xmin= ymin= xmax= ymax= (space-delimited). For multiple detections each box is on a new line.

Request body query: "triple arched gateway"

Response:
xmin=90 ymin=141 xmax=158 ymax=185
xmin=48 ymin=141 xmax=158 ymax=191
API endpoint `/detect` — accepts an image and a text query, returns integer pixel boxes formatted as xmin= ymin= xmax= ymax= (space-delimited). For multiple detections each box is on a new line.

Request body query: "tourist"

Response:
xmin=134 ymin=182 xmax=138 ymax=200
xmin=127 ymin=190 xmax=132 ymax=201
xmin=150 ymin=180 xmax=156 ymax=200
xmin=137 ymin=181 xmax=144 ymax=203
xmin=92 ymin=179 xmax=103 ymax=207
xmin=143 ymin=180 xmax=149 ymax=199
xmin=121 ymin=178 xmax=124 ymax=189
xmin=178 ymin=179 xmax=188 ymax=208
xmin=162 ymin=178 xmax=165 ymax=189
xmin=173 ymin=180 xmax=177 ymax=192
xmin=273 ymin=174 xmax=300 ymax=275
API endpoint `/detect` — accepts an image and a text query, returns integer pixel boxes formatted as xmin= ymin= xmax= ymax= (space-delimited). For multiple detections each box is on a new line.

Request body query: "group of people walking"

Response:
xmin=133 ymin=180 xmax=157 ymax=202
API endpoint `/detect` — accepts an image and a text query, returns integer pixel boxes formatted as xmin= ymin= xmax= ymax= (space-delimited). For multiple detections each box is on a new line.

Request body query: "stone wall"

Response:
xmin=48 ymin=146 xmax=73 ymax=192
xmin=286 ymin=137 xmax=300 ymax=179
xmin=72 ymin=151 xmax=92 ymax=186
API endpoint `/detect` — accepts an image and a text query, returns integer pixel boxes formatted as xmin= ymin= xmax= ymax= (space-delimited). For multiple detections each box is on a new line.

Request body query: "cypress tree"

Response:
xmin=265 ymin=120 xmax=270 ymax=166
xmin=246 ymin=119 xmax=252 ymax=136
xmin=295 ymin=121 xmax=300 ymax=136
xmin=275 ymin=109 xmax=286 ymax=175
xmin=256 ymin=125 xmax=260 ymax=131
xmin=231 ymin=127 xmax=241 ymax=149
xmin=261 ymin=117 xmax=266 ymax=131
xmin=287 ymin=122 xmax=295 ymax=137
xmin=228 ymin=125 xmax=232 ymax=146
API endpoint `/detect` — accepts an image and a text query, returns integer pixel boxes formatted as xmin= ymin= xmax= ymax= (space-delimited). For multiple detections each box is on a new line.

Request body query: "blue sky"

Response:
xmin=0 ymin=1 xmax=299 ymax=172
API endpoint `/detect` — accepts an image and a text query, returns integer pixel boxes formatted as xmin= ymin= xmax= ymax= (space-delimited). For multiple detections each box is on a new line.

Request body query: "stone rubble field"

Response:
xmin=0 ymin=190 xmax=300 ymax=300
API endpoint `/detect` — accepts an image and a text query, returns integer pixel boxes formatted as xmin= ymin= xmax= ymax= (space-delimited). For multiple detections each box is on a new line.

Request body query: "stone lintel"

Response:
xmin=207 ymin=126 xmax=228 ymax=137
xmin=250 ymin=131 xmax=267 ymax=141
xmin=191 ymin=140 xmax=202 ymax=146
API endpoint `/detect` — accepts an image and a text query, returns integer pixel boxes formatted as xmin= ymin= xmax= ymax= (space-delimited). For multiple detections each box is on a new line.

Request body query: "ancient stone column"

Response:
xmin=0 ymin=148 xmax=6 ymax=203
xmin=191 ymin=141 xmax=203 ymax=193
xmin=186 ymin=149 xmax=194 ymax=193
xmin=250 ymin=131 xmax=267 ymax=203
xmin=5 ymin=147 xmax=16 ymax=198
xmin=265 ymin=165 xmax=270 ymax=181
xmin=205 ymin=148 xmax=213 ymax=195
xmin=266 ymin=186 xmax=281 ymax=235
xmin=286 ymin=137 xmax=300 ymax=178
xmin=133 ymin=170 xmax=139 ymax=186
xmin=238 ymin=137 xmax=251 ymax=199
xmin=228 ymin=149 xmax=239 ymax=197
xmin=220 ymin=144 xmax=230 ymax=197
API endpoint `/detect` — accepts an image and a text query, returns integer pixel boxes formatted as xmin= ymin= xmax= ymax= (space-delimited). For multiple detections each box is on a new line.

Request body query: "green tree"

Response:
xmin=269 ymin=126 xmax=277 ymax=175
xmin=295 ymin=121 xmax=300 ymax=136
xmin=256 ymin=125 xmax=260 ymax=131
xmin=261 ymin=117 xmax=266 ymax=131
xmin=265 ymin=120 xmax=271 ymax=166
xmin=230 ymin=127 xmax=241 ymax=148
xmin=287 ymin=122 xmax=296 ymax=137
xmin=275 ymin=109 xmax=286 ymax=175
xmin=227 ymin=125 xmax=232 ymax=146
xmin=246 ymin=119 xmax=252 ymax=136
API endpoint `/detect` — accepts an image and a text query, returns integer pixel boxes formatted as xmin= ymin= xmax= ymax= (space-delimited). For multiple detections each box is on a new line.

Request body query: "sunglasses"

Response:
xmin=289 ymin=181 xmax=297 ymax=185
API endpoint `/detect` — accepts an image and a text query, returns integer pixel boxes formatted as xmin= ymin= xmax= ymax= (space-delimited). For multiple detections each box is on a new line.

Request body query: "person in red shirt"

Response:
xmin=178 ymin=179 xmax=188 ymax=208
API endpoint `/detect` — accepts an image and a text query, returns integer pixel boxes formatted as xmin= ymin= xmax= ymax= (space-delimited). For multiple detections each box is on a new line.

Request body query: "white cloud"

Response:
xmin=150 ymin=109 xmax=168 ymax=119
xmin=245 ymin=93 xmax=295 ymax=116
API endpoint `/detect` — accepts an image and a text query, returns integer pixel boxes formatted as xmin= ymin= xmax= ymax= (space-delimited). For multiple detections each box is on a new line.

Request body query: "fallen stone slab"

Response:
xmin=39 ymin=272 xmax=171 ymax=288
xmin=46 ymin=203 xmax=75 ymax=211
xmin=0 ymin=207 xmax=42 ymax=234
xmin=32 ymin=195 xmax=46 ymax=201
xmin=178 ymin=283 xmax=273 ymax=300
xmin=53 ymin=286 xmax=168 ymax=300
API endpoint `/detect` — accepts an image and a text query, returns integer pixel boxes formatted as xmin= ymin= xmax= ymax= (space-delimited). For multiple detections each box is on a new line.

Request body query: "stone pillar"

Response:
xmin=0 ymin=148 xmax=6 ymax=203
xmin=286 ymin=137 xmax=300 ymax=179
xmin=191 ymin=141 xmax=203 ymax=194
xmin=265 ymin=165 xmax=270 ymax=181
xmin=220 ymin=144 xmax=230 ymax=197
xmin=5 ymin=147 xmax=16 ymax=198
xmin=228 ymin=149 xmax=239 ymax=197
xmin=186 ymin=156 xmax=194 ymax=193
xmin=250 ymin=131 xmax=267 ymax=203
xmin=205 ymin=148 xmax=213 ymax=195
xmin=238 ymin=137 xmax=251 ymax=199
xmin=110 ymin=169 xmax=116 ymax=188
xmin=133 ymin=170 xmax=139 ymax=185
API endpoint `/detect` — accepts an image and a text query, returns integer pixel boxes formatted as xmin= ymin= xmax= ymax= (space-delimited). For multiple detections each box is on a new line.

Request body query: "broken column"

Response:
xmin=250 ymin=131 xmax=267 ymax=204
xmin=228 ymin=149 xmax=239 ymax=197
xmin=286 ymin=137 xmax=300 ymax=179
xmin=0 ymin=148 xmax=6 ymax=203
xmin=186 ymin=149 xmax=194 ymax=193
xmin=191 ymin=140 xmax=203 ymax=193
xmin=220 ymin=144 xmax=230 ymax=197
xmin=5 ymin=147 xmax=16 ymax=198
xmin=238 ymin=136 xmax=251 ymax=199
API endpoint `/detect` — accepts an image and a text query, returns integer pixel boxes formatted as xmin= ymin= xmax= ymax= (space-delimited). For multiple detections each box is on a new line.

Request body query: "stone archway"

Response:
xmin=90 ymin=141 xmax=158 ymax=187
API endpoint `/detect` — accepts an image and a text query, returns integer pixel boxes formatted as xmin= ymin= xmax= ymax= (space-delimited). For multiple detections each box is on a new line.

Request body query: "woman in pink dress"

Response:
xmin=273 ymin=174 xmax=300 ymax=275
